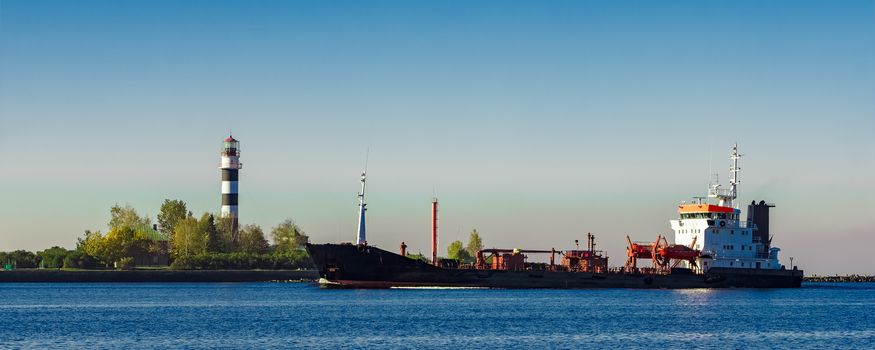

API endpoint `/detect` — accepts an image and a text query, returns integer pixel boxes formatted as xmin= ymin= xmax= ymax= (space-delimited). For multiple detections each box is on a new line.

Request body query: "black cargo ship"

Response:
xmin=306 ymin=243 xmax=802 ymax=289
xmin=309 ymin=144 xmax=803 ymax=289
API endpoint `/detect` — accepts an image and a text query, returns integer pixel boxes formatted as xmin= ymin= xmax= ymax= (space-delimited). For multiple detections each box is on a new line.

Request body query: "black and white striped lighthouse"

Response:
xmin=220 ymin=135 xmax=242 ymax=226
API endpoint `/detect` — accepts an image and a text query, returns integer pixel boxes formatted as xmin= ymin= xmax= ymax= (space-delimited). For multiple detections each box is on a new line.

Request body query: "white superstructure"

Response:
xmin=670 ymin=144 xmax=781 ymax=272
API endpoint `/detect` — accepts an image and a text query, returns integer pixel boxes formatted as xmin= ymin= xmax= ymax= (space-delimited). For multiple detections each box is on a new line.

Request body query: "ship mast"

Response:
xmin=356 ymin=171 xmax=367 ymax=245
xmin=729 ymin=143 xmax=741 ymax=209
xmin=708 ymin=143 xmax=742 ymax=208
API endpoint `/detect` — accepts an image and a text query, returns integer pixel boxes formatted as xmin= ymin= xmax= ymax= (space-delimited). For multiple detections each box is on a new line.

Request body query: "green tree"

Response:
xmin=157 ymin=199 xmax=189 ymax=236
xmin=78 ymin=230 xmax=107 ymax=266
xmin=271 ymin=219 xmax=309 ymax=253
xmin=172 ymin=217 xmax=207 ymax=258
xmin=447 ymin=240 xmax=470 ymax=262
xmin=109 ymin=204 xmax=151 ymax=230
xmin=238 ymin=224 xmax=269 ymax=254
xmin=466 ymin=229 xmax=483 ymax=258
xmin=37 ymin=246 xmax=69 ymax=268
xmin=215 ymin=215 xmax=237 ymax=252
xmin=406 ymin=252 xmax=430 ymax=263
xmin=102 ymin=226 xmax=151 ymax=267
xmin=198 ymin=213 xmax=221 ymax=253
xmin=63 ymin=250 xmax=96 ymax=269
xmin=4 ymin=250 xmax=40 ymax=268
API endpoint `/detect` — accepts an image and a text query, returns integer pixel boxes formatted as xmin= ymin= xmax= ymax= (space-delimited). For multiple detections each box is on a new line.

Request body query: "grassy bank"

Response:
xmin=0 ymin=268 xmax=318 ymax=283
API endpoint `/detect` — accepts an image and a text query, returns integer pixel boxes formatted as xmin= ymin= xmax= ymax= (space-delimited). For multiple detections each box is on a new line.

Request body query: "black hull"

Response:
xmin=306 ymin=243 xmax=803 ymax=289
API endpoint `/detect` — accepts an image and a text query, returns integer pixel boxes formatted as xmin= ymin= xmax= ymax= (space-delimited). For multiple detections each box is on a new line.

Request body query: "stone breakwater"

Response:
xmin=804 ymin=275 xmax=875 ymax=282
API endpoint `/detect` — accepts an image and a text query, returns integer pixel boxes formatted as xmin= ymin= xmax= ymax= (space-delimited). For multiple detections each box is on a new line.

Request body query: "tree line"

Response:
xmin=402 ymin=230 xmax=484 ymax=264
xmin=0 ymin=248 xmax=85 ymax=269
xmin=1 ymin=199 xmax=311 ymax=270
xmin=446 ymin=229 xmax=484 ymax=262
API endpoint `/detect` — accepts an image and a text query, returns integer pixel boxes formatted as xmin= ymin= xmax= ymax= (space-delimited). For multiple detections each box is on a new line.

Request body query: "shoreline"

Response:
xmin=0 ymin=269 xmax=318 ymax=283
xmin=3 ymin=269 xmax=872 ymax=283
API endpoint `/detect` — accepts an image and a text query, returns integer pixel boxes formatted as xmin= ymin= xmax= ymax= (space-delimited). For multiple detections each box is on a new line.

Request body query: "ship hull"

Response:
xmin=306 ymin=243 xmax=803 ymax=289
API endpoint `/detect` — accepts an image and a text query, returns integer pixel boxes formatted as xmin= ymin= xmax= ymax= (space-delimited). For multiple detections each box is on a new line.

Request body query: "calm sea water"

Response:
xmin=1 ymin=282 xmax=873 ymax=349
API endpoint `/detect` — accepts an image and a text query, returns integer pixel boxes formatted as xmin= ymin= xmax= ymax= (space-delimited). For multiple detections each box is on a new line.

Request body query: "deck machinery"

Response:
xmin=473 ymin=233 xmax=608 ymax=273
xmin=625 ymin=235 xmax=700 ymax=271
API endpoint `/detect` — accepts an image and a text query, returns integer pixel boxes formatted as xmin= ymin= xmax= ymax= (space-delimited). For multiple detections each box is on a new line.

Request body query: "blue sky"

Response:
xmin=1 ymin=0 xmax=873 ymax=274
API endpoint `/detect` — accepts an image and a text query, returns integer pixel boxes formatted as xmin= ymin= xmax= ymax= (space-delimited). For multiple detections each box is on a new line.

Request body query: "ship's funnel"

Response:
xmin=747 ymin=200 xmax=774 ymax=250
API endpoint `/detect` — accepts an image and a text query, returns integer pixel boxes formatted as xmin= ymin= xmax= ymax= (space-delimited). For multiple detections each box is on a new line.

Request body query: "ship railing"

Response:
xmin=708 ymin=188 xmax=734 ymax=198
xmin=615 ymin=267 xmax=672 ymax=276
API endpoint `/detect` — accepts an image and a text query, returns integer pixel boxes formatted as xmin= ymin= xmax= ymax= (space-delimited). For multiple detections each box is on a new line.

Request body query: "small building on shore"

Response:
xmin=133 ymin=224 xmax=170 ymax=266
